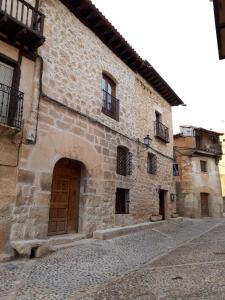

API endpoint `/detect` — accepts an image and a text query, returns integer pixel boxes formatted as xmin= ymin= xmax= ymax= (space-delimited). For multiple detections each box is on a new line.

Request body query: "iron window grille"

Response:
xmin=117 ymin=146 xmax=132 ymax=176
xmin=0 ymin=83 xmax=23 ymax=130
xmin=147 ymin=153 xmax=157 ymax=175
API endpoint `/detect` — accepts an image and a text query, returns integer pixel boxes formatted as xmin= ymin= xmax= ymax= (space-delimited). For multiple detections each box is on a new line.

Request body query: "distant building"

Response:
xmin=219 ymin=134 xmax=225 ymax=201
xmin=211 ymin=0 xmax=225 ymax=59
xmin=174 ymin=126 xmax=223 ymax=218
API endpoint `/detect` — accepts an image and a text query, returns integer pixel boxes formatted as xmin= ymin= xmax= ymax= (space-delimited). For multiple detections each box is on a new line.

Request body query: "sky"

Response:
xmin=91 ymin=0 xmax=225 ymax=133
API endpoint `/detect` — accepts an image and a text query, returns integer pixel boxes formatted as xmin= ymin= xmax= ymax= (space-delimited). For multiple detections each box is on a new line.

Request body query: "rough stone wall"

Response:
xmin=11 ymin=98 xmax=176 ymax=240
xmin=0 ymin=0 xmax=176 ymax=256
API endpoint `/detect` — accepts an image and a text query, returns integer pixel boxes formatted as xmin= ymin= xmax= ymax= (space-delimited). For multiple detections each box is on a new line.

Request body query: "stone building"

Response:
xmin=174 ymin=126 xmax=223 ymax=218
xmin=0 ymin=0 xmax=183 ymax=260
xmin=219 ymin=134 xmax=225 ymax=207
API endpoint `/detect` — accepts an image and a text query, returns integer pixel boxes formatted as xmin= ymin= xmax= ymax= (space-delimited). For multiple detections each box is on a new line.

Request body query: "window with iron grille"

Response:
xmin=115 ymin=188 xmax=130 ymax=214
xmin=200 ymin=160 xmax=207 ymax=172
xmin=117 ymin=146 xmax=132 ymax=176
xmin=147 ymin=153 xmax=157 ymax=175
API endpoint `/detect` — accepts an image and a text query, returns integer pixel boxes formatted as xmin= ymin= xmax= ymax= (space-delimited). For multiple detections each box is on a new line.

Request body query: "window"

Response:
xmin=0 ymin=58 xmax=23 ymax=129
xmin=155 ymin=111 xmax=162 ymax=123
xmin=117 ymin=146 xmax=132 ymax=176
xmin=0 ymin=61 xmax=15 ymax=125
xmin=115 ymin=188 xmax=129 ymax=214
xmin=102 ymin=74 xmax=119 ymax=120
xmin=147 ymin=153 xmax=157 ymax=175
xmin=200 ymin=160 xmax=207 ymax=172
xmin=173 ymin=163 xmax=179 ymax=176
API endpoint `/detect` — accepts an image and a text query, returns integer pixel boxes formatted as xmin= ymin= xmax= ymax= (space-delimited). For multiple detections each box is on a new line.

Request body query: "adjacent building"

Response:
xmin=174 ymin=126 xmax=223 ymax=218
xmin=0 ymin=0 xmax=184 ymax=259
xmin=211 ymin=0 xmax=225 ymax=59
xmin=219 ymin=134 xmax=225 ymax=205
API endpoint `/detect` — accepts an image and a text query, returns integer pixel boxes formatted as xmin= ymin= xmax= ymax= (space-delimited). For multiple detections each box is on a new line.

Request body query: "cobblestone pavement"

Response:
xmin=0 ymin=218 xmax=225 ymax=300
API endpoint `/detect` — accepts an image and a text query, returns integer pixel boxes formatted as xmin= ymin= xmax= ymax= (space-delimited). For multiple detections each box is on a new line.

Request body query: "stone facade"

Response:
xmin=0 ymin=0 xmax=180 ymax=259
xmin=219 ymin=135 xmax=225 ymax=196
xmin=174 ymin=126 xmax=223 ymax=218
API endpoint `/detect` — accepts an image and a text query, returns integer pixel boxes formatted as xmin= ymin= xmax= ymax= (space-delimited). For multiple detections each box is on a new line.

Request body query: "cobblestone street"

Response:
xmin=1 ymin=218 xmax=225 ymax=300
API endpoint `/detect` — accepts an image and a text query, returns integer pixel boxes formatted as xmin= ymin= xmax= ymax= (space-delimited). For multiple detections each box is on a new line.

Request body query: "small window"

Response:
xmin=200 ymin=160 xmax=207 ymax=172
xmin=147 ymin=153 xmax=157 ymax=175
xmin=102 ymin=74 xmax=119 ymax=120
xmin=155 ymin=111 xmax=162 ymax=123
xmin=115 ymin=188 xmax=129 ymax=214
xmin=173 ymin=163 xmax=179 ymax=176
xmin=117 ymin=146 xmax=132 ymax=176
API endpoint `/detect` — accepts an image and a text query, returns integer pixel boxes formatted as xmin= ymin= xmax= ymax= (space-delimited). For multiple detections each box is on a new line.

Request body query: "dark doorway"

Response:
xmin=48 ymin=158 xmax=81 ymax=236
xmin=159 ymin=190 xmax=166 ymax=220
xmin=201 ymin=193 xmax=209 ymax=217
xmin=115 ymin=188 xmax=129 ymax=214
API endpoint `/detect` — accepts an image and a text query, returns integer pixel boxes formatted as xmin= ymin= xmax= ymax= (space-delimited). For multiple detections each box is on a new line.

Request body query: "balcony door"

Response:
xmin=0 ymin=61 xmax=15 ymax=126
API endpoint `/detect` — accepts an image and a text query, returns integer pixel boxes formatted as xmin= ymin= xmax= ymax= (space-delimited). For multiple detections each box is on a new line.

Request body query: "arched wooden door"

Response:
xmin=48 ymin=158 xmax=81 ymax=236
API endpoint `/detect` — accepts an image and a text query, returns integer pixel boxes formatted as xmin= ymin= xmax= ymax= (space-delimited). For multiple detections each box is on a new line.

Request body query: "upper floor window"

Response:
xmin=102 ymin=74 xmax=119 ymax=121
xmin=200 ymin=160 xmax=207 ymax=173
xmin=154 ymin=110 xmax=169 ymax=143
xmin=0 ymin=59 xmax=23 ymax=130
xmin=147 ymin=153 xmax=157 ymax=175
xmin=173 ymin=162 xmax=179 ymax=176
xmin=117 ymin=146 xmax=132 ymax=176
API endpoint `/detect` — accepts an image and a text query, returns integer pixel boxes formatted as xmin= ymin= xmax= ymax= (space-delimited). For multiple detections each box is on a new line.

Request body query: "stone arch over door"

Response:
xmin=14 ymin=130 xmax=103 ymax=239
xmin=48 ymin=158 xmax=84 ymax=236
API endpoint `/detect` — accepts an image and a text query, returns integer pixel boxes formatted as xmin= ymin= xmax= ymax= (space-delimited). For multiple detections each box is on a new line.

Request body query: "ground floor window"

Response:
xmin=115 ymin=188 xmax=130 ymax=214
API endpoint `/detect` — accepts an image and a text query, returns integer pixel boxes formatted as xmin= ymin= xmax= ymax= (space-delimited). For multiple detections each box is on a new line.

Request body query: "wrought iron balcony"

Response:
xmin=196 ymin=144 xmax=222 ymax=156
xmin=154 ymin=121 xmax=169 ymax=143
xmin=102 ymin=89 xmax=119 ymax=121
xmin=0 ymin=0 xmax=45 ymax=51
xmin=0 ymin=83 xmax=24 ymax=130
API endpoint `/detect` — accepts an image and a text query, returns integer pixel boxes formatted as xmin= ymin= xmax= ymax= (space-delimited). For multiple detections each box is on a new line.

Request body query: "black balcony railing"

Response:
xmin=154 ymin=121 xmax=169 ymax=143
xmin=0 ymin=83 xmax=24 ymax=130
xmin=197 ymin=144 xmax=222 ymax=156
xmin=102 ymin=89 xmax=119 ymax=121
xmin=0 ymin=0 xmax=45 ymax=50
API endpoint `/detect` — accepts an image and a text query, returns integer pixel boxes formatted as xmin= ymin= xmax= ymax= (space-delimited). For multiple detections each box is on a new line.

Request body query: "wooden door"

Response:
xmin=48 ymin=159 xmax=81 ymax=236
xmin=201 ymin=193 xmax=209 ymax=217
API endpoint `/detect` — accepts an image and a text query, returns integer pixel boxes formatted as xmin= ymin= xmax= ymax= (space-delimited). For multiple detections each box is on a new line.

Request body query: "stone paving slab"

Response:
xmin=0 ymin=218 xmax=224 ymax=300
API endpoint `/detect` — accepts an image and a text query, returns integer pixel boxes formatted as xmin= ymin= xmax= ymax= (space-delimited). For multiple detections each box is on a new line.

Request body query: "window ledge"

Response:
xmin=0 ymin=122 xmax=20 ymax=137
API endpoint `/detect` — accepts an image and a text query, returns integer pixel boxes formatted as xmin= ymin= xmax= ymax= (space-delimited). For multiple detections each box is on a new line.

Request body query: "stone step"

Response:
xmin=50 ymin=238 xmax=93 ymax=252
xmin=47 ymin=234 xmax=87 ymax=247
xmin=93 ymin=218 xmax=183 ymax=240
xmin=93 ymin=221 xmax=166 ymax=240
